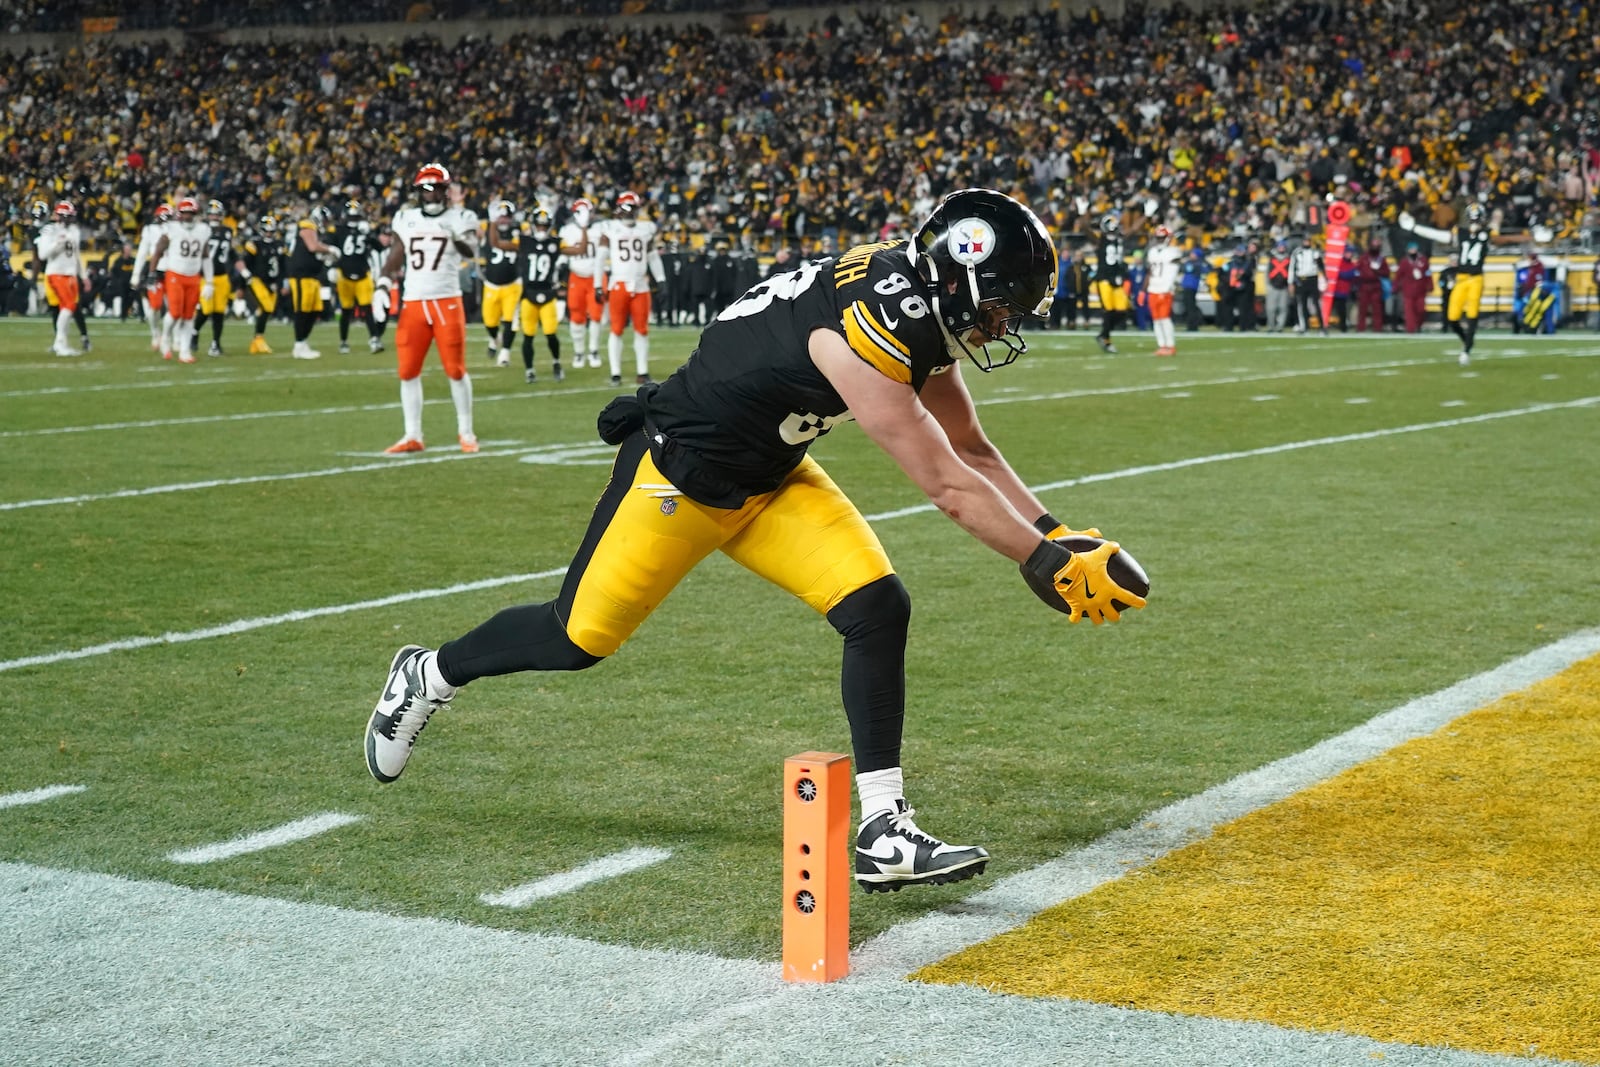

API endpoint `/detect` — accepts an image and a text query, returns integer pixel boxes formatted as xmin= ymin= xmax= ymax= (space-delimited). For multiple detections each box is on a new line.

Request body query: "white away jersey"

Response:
xmin=601 ymin=219 xmax=658 ymax=292
xmin=392 ymin=206 xmax=479 ymax=300
xmin=162 ymin=219 xmax=213 ymax=276
xmin=1145 ymin=244 xmax=1183 ymax=295
xmin=559 ymin=220 xmax=599 ymax=278
xmin=35 ymin=222 xmax=83 ymax=276
xmin=132 ymin=222 xmax=168 ymax=281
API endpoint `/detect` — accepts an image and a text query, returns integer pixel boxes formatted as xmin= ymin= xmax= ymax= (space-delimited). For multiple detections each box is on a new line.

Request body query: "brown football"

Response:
xmin=1052 ymin=536 xmax=1150 ymax=612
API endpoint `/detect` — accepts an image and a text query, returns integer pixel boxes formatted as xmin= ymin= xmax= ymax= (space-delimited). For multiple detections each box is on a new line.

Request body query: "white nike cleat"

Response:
xmin=365 ymin=645 xmax=450 ymax=783
xmin=854 ymin=800 xmax=988 ymax=892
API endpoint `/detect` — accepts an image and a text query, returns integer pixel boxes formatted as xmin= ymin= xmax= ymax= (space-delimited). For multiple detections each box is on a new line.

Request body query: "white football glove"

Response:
xmin=1397 ymin=211 xmax=1416 ymax=231
xmin=200 ymin=282 xmax=214 ymax=303
xmin=371 ymin=282 xmax=391 ymax=324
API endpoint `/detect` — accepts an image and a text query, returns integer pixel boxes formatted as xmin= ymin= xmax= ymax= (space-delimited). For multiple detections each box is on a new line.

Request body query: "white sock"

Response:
xmin=420 ymin=650 xmax=457 ymax=701
xmin=161 ymin=312 xmax=174 ymax=349
xmin=634 ymin=332 xmax=649 ymax=376
xmin=448 ymin=374 xmax=474 ymax=438
xmin=608 ymin=332 xmax=623 ymax=377
xmin=570 ymin=320 xmax=584 ymax=357
xmin=55 ymin=309 xmax=73 ymax=350
xmin=856 ymin=767 xmax=904 ymax=825
xmin=587 ymin=322 xmax=601 ymax=359
xmin=399 ymin=377 xmax=424 ymax=441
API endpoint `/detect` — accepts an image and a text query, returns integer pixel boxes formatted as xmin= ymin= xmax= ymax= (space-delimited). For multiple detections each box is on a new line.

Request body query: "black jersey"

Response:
xmin=335 ymin=222 xmax=374 ymax=279
xmin=242 ymin=233 xmax=285 ymax=285
xmin=1457 ymin=229 xmax=1490 ymax=277
xmin=1095 ymin=235 xmax=1127 ymax=285
xmin=287 ymin=220 xmax=325 ymax=279
xmin=207 ymin=226 xmax=235 ymax=275
xmin=519 ymin=232 xmax=561 ymax=303
xmin=639 ymin=240 xmax=949 ymax=507
xmin=483 ymin=230 xmax=521 ymax=286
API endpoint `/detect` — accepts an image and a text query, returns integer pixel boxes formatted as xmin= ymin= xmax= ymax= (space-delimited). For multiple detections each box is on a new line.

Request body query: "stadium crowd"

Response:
xmin=3 ymin=1 xmax=1598 ymax=266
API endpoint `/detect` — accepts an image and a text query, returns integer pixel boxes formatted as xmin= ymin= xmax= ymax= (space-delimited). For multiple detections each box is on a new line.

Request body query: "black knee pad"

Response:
xmin=826 ymin=574 xmax=911 ymax=640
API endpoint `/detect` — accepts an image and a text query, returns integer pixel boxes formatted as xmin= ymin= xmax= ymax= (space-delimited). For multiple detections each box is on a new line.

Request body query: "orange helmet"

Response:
xmin=54 ymin=200 xmax=76 ymax=219
xmin=155 ymin=202 xmax=174 ymax=222
xmin=175 ymin=197 xmax=198 ymax=217
xmin=415 ymin=163 xmax=451 ymax=215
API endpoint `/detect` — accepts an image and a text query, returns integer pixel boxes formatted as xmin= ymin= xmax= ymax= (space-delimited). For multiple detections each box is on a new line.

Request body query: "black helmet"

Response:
xmin=910 ymin=188 xmax=1056 ymax=371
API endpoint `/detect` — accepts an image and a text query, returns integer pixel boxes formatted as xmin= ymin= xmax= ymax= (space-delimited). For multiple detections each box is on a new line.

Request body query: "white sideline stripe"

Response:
xmin=166 ymin=812 xmax=363 ymax=865
xmin=866 ymin=395 xmax=1600 ymax=521
xmin=0 ymin=380 xmax=624 ymax=435
xmin=4 ymin=398 xmax=1594 ymax=675
xmin=851 ymin=627 xmax=1600 ymax=978
xmin=0 ymin=441 xmax=602 ymax=512
xmin=480 ymin=847 xmax=673 ymax=908
xmin=0 ymin=784 xmax=86 ymax=809
xmin=2 ymin=346 xmax=1585 ymax=434
xmin=0 ymin=567 xmax=567 ymax=673
xmin=8 ymin=356 xmax=1597 ymax=514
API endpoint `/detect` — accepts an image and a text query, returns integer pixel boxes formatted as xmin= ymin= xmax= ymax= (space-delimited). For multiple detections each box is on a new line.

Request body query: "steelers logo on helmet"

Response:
xmin=911 ymin=187 xmax=1056 ymax=372
xmin=946 ymin=217 xmax=995 ymax=267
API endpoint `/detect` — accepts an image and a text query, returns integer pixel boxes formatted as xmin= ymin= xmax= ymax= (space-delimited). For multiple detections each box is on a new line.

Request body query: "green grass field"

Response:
xmin=3 ymin=314 xmax=1597 ymax=963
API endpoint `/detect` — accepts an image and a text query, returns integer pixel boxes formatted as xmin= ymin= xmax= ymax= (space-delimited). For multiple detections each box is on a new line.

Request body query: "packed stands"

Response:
xmin=3 ymin=0 xmax=1597 ymax=320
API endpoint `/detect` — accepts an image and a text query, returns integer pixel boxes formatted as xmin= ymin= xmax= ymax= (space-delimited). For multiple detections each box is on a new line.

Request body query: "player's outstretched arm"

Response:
xmin=810 ymin=327 xmax=1041 ymax=563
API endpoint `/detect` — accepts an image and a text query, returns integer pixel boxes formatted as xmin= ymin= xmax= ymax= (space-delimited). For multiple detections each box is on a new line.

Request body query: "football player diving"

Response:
xmin=364 ymin=188 xmax=1148 ymax=893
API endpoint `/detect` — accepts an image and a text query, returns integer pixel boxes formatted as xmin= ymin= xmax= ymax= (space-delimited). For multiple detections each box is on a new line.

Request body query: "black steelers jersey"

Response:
xmin=1457 ymin=229 xmax=1490 ymax=276
xmin=335 ymin=223 xmax=374 ymax=279
xmin=1095 ymin=235 xmax=1126 ymax=284
xmin=640 ymin=239 xmax=949 ymax=506
xmin=519 ymin=233 xmax=561 ymax=303
xmin=243 ymin=235 xmax=285 ymax=284
xmin=287 ymin=221 xmax=324 ymax=279
xmin=483 ymin=231 xmax=521 ymax=286
xmin=207 ymin=226 xmax=235 ymax=274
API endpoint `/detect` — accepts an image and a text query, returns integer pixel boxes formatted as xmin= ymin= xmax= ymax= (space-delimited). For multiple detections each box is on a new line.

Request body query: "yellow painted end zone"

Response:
xmin=917 ymin=655 xmax=1600 ymax=1064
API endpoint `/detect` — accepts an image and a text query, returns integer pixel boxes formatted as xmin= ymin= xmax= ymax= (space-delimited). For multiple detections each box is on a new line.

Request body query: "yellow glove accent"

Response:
xmin=1034 ymin=513 xmax=1102 ymax=541
xmin=1021 ymin=539 xmax=1148 ymax=625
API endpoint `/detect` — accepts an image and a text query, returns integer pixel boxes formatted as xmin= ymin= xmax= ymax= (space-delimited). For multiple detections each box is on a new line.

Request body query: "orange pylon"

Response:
xmin=781 ymin=751 xmax=851 ymax=982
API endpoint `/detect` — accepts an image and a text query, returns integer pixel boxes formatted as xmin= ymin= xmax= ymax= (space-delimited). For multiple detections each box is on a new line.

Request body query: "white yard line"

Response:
xmin=166 ymin=812 xmax=363 ymax=865
xmin=479 ymin=847 xmax=673 ymax=908
xmin=3 ymin=398 xmax=1594 ymax=673
xmin=0 ymin=783 xmax=86 ymax=809
xmin=0 ymin=568 xmax=568 ymax=673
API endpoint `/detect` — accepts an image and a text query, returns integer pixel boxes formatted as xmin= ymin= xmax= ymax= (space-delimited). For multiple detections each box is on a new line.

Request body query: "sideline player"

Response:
xmin=516 ymin=205 xmax=563 ymax=383
xmin=482 ymin=199 xmax=523 ymax=366
xmin=150 ymin=198 xmax=215 ymax=363
xmin=1145 ymin=225 xmax=1183 ymax=356
xmin=363 ymin=188 xmax=1148 ymax=893
xmin=1398 ymin=201 xmax=1505 ymax=365
xmin=559 ymin=197 xmax=604 ymax=368
xmin=237 ymin=215 xmax=287 ymax=354
xmin=1093 ymin=211 xmax=1129 ymax=353
xmin=131 ymin=201 xmax=174 ymax=353
xmin=371 ymin=162 xmax=480 ymax=454
xmin=34 ymin=200 xmax=88 ymax=357
xmin=595 ymin=190 xmax=666 ymax=386
xmin=286 ymin=205 xmax=337 ymax=360
xmin=195 ymin=199 xmax=235 ymax=357
xmin=334 ymin=199 xmax=383 ymax=354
